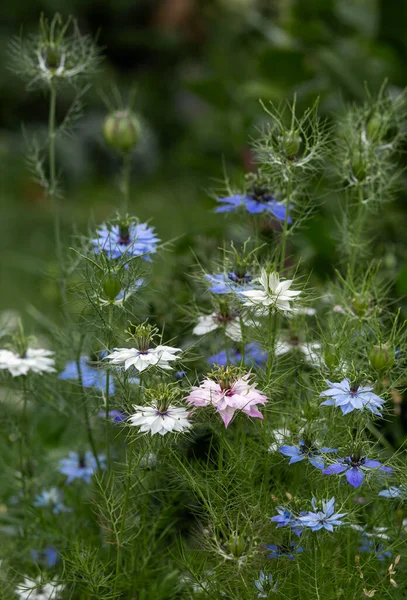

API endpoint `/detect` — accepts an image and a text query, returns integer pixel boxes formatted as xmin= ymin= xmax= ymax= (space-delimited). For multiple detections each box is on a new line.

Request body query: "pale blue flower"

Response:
xmin=320 ymin=379 xmax=385 ymax=416
xmin=33 ymin=488 xmax=70 ymax=514
xmin=216 ymin=194 xmax=291 ymax=222
xmin=379 ymin=485 xmax=407 ymax=499
xmin=204 ymin=272 xmax=255 ymax=294
xmin=279 ymin=439 xmax=337 ymax=470
xmin=59 ymin=356 xmax=114 ymax=394
xmin=299 ymin=497 xmax=346 ymax=532
xmin=254 ymin=571 xmax=278 ymax=597
xmin=92 ymin=222 xmax=159 ymax=261
xmin=59 ymin=452 xmax=105 ymax=484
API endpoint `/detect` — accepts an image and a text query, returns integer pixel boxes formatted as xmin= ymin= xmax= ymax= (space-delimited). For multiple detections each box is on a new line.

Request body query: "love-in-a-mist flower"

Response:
xmin=254 ymin=571 xmax=278 ymax=597
xmin=0 ymin=348 xmax=55 ymax=377
xmin=266 ymin=542 xmax=303 ymax=560
xmin=92 ymin=219 xmax=160 ymax=261
xmin=58 ymin=451 xmax=105 ymax=484
xmin=209 ymin=343 xmax=267 ymax=368
xmin=186 ymin=367 xmax=267 ymax=428
xmin=270 ymin=507 xmax=303 ymax=536
xmin=275 ymin=337 xmax=321 ymax=365
xmin=30 ymin=547 xmax=58 ymax=568
xmin=59 ymin=356 xmax=114 ymax=394
xmin=241 ymin=270 xmax=301 ymax=313
xmin=193 ymin=310 xmax=243 ymax=342
xmin=105 ymin=323 xmax=182 ymax=373
xmin=378 ymin=485 xmax=407 ymax=499
xmin=205 ymin=272 xmax=256 ymax=295
xmin=322 ymin=454 xmax=392 ymax=488
xmin=216 ymin=191 xmax=290 ymax=222
xmin=129 ymin=384 xmax=191 ymax=436
xmin=360 ymin=537 xmax=392 ymax=561
xmin=299 ymin=498 xmax=346 ymax=532
xmin=320 ymin=379 xmax=385 ymax=416
xmin=33 ymin=488 xmax=70 ymax=514
xmin=279 ymin=439 xmax=337 ymax=470
xmin=15 ymin=577 xmax=64 ymax=600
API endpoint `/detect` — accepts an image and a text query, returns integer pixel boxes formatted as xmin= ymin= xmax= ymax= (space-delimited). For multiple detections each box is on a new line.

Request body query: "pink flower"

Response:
xmin=185 ymin=374 xmax=268 ymax=428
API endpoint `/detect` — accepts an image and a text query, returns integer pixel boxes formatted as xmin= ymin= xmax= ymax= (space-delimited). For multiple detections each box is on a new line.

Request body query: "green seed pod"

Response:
xmin=351 ymin=294 xmax=370 ymax=318
xmin=103 ymin=110 xmax=141 ymax=152
xmin=228 ymin=534 xmax=246 ymax=558
xmin=369 ymin=345 xmax=394 ymax=372
xmin=102 ymin=274 xmax=121 ymax=301
xmin=279 ymin=130 xmax=302 ymax=159
xmin=324 ymin=344 xmax=340 ymax=369
xmin=366 ymin=112 xmax=387 ymax=142
xmin=350 ymin=151 xmax=367 ymax=181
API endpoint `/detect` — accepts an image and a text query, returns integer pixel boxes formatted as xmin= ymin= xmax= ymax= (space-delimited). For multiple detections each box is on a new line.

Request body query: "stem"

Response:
xmin=349 ymin=185 xmax=365 ymax=271
xmin=121 ymin=152 xmax=132 ymax=213
xmin=266 ymin=310 xmax=278 ymax=380
xmin=279 ymin=174 xmax=292 ymax=272
xmin=115 ymin=447 xmax=132 ymax=592
xmin=105 ymin=305 xmax=113 ymax=468
xmin=76 ymin=356 xmax=101 ymax=469
xmin=49 ymin=81 xmax=62 ymax=267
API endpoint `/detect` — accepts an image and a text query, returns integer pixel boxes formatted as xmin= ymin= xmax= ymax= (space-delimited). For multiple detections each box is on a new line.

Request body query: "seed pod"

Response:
xmin=366 ymin=112 xmax=387 ymax=142
xmin=103 ymin=110 xmax=141 ymax=152
xmin=351 ymin=294 xmax=370 ymax=318
xmin=350 ymin=151 xmax=367 ymax=181
xmin=279 ymin=130 xmax=302 ymax=159
xmin=102 ymin=274 xmax=122 ymax=301
xmin=369 ymin=345 xmax=395 ymax=372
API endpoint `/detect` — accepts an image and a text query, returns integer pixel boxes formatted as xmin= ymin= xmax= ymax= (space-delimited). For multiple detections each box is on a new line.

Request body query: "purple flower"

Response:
xmin=266 ymin=542 xmax=303 ymax=560
xmin=322 ymin=455 xmax=392 ymax=488
xmin=299 ymin=497 xmax=346 ymax=532
xmin=58 ymin=452 xmax=105 ymax=484
xmin=279 ymin=439 xmax=337 ymax=470
xmin=320 ymin=379 xmax=385 ymax=416
xmin=30 ymin=547 xmax=58 ymax=568
xmin=204 ymin=272 xmax=255 ymax=294
xmin=92 ymin=222 xmax=160 ymax=261
xmin=215 ymin=193 xmax=291 ymax=222
xmin=59 ymin=356 xmax=114 ymax=395
xmin=271 ymin=507 xmax=303 ymax=536
xmin=208 ymin=343 xmax=267 ymax=368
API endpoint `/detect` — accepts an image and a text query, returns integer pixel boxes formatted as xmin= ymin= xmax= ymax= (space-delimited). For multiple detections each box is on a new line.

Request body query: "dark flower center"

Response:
xmin=118 ymin=225 xmax=131 ymax=245
xmin=228 ymin=272 xmax=252 ymax=285
xmin=251 ymin=187 xmax=273 ymax=204
xmin=78 ymin=457 xmax=86 ymax=469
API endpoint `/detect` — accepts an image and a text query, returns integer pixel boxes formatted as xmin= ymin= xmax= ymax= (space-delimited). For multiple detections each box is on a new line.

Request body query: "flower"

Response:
xmin=266 ymin=542 xmax=303 ymax=560
xmin=15 ymin=577 xmax=64 ymax=600
xmin=128 ymin=403 xmax=191 ymax=436
xmin=97 ymin=409 xmax=127 ymax=422
xmin=30 ymin=547 xmax=58 ymax=568
xmin=360 ymin=537 xmax=392 ymax=561
xmin=379 ymin=485 xmax=407 ymax=498
xmin=279 ymin=439 xmax=337 ymax=470
xmin=193 ymin=312 xmax=243 ymax=341
xmin=254 ymin=571 xmax=278 ymax=597
xmin=204 ymin=272 xmax=255 ymax=295
xmin=0 ymin=348 xmax=55 ymax=377
xmin=322 ymin=455 xmax=392 ymax=488
xmin=208 ymin=343 xmax=267 ymax=368
xmin=275 ymin=338 xmax=321 ymax=365
xmin=92 ymin=222 xmax=160 ymax=261
xmin=320 ymin=379 xmax=385 ymax=416
xmin=241 ymin=270 xmax=301 ymax=313
xmin=59 ymin=356 xmax=114 ymax=394
xmin=58 ymin=451 xmax=105 ymax=484
xmin=105 ymin=345 xmax=181 ymax=373
xmin=186 ymin=372 xmax=267 ymax=428
xmin=270 ymin=507 xmax=303 ymax=536
xmin=216 ymin=193 xmax=290 ymax=222
xmin=33 ymin=488 xmax=69 ymax=514
xmin=299 ymin=498 xmax=346 ymax=532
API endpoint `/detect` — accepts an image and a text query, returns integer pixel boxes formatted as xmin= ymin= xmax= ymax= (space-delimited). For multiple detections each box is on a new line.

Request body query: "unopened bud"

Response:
xmin=228 ymin=534 xmax=245 ymax=558
xmin=279 ymin=130 xmax=302 ymax=159
xmin=366 ymin=113 xmax=387 ymax=142
xmin=351 ymin=294 xmax=370 ymax=318
xmin=103 ymin=110 xmax=141 ymax=152
xmin=369 ymin=345 xmax=394 ymax=372
xmin=351 ymin=151 xmax=367 ymax=181
xmin=102 ymin=274 xmax=121 ymax=301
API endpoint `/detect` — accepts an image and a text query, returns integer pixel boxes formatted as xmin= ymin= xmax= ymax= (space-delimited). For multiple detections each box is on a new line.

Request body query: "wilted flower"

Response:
xmin=279 ymin=439 xmax=337 ymax=470
xmin=0 ymin=348 xmax=55 ymax=377
xmin=320 ymin=379 xmax=385 ymax=416
xmin=186 ymin=369 xmax=267 ymax=428
xmin=322 ymin=455 xmax=392 ymax=488
xmin=33 ymin=488 xmax=69 ymax=514
xmin=92 ymin=221 xmax=159 ymax=261
xmin=58 ymin=451 xmax=105 ymax=484
xmin=241 ymin=270 xmax=301 ymax=313
xmin=254 ymin=571 xmax=278 ymax=597
xmin=128 ymin=403 xmax=191 ymax=436
xmin=15 ymin=577 xmax=64 ymax=600
xmin=59 ymin=356 xmax=114 ymax=394
xmin=299 ymin=497 xmax=346 ymax=532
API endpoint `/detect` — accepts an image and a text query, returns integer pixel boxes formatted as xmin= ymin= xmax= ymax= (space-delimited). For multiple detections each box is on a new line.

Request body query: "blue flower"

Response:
xmin=254 ymin=571 xmax=278 ymax=597
xmin=59 ymin=452 xmax=105 ymax=484
xmin=379 ymin=485 xmax=407 ymax=499
xmin=33 ymin=488 xmax=70 ymax=514
xmin=271 ymin=507 xmax=303 ymax=537
xmin=266 ymin=542 xmax=303 ymax=560
xmin=92 ymin=222 xmax=160 ymax=261
xmin=59 ymin=356 xmax=114 ymax=394
xmin=216 ymin=194 xmax=291 ymax=222
xmin=30 ymin=547 xmax=58 ymax=568
xmin=322 ymin=455 xmax=392 ymax=488
xmin=320 ymin=379 xmax=385 ymax=416
xmin=279 ymin=439 xmax=337 ymax=470
xmin=204 ymin=272 xmax=255 ymax=294
xmin=209 ymin=343 xmax=267 ymax=368
xmin=360 ymin=538 xmax=392 ymax=561
xmin=299 ymin=498 xmax=346 ymax=532
xmin=97 ymin=409 xmax=127 ymax=422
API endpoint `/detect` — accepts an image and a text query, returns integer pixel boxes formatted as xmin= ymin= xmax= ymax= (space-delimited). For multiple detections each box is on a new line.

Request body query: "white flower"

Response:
xmin=275 ymin=339 xmax=321 ymax=365
xmin=105 ymin=345 xmax=181 ymax=373
xmin=241 ymin=270 xmax=301 ymax=313
xmin=0 ymin=348 xmax=55 ymax=377
xmin=128 ymin=403 xmax=191 ymax=436
xmin=15 ymin=577 xmax=64 ymax=600
xmin=193 ymin=313 xmax=242 ymax=341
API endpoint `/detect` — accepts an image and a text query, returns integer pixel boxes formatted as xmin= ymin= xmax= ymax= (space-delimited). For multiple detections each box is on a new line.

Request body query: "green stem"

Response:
xmin=266 ymin=310 xmax=278 ymax=381
xmin=349 ymin=185 xmax=365 ymax=271
xmin=76 ymin=355 xmax=101 ymax=469
xmin=105 ymin=305 xmax=114 ymax=468
xmin=121 ymin=152 xmax=132 ymax=214
xmin=279 ymin=175 xmax=292 ymax=272
xmin=115 ymin=447 xmax=132 ymax=592
xmin=49 ymin=81 xmax=62 ymax=267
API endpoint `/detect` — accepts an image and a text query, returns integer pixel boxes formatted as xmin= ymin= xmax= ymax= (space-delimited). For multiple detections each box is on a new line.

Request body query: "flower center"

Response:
xmin=118 ymin=225 xmax=131 ymax=245
xmin=228 ymin=272 xmax=252 ymax=285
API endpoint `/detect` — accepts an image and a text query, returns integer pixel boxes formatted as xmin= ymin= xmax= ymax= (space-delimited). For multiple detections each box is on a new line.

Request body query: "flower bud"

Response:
xmin=369 ymin=345 xmax=394 ymax=372
xmin=279 ymin=130 xmax=302 ymax=159
xmin=102 ymin=274 xmax=121 ymax=301
xmin=350 ymin=151 xmax=367 ymax=181
xmin=228 ymin=534 xmax=246 ymax=558
xmin=351 ymin=294 xmax=370 ymax=318
xmin=366 ymin=112 xmax=388 ymax=142
xmin=103 ymin=110 xmax=141 ymax=152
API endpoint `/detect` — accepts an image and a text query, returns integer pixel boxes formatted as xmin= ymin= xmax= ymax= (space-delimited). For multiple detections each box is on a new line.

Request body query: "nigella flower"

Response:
xmin=275 ymin=338 xmax=321 ymax=365
xmin=379 ymin=485 xmax=407 ymax=499
xmin=299 ymin=498 xmax=346 ymax=532
xmin=254 ymin=571 xmax=278 ymax=597
xmin=320 ymin=379 xmax=385 ymax=416
xmin=92 ymin=221 xmax=160 ymax=261
xmin=208 ymin=343 xmax=267 ymax=368
xmin=58 ymin=451 xmax=105 ymax=484
xmin=186 ymin=371 xmax=267 ymax=428
xmin=33 ymin=488 xmax=70 ymax=514
xmin=97 ymin=409 xmax=127 ymax=422
xmin=266 ymin=542 xmax=303 ymax=560
xmin=204 ymin=272 xmax=255 ymax=295
xmin=270 ymin=507 xmax=303 ymax=536
xmin=216 ymin=193 xmax=291 ymax=222
xmin=241 ymin=270 xmax=301 ymax=314
xmin=323 ymin=455 xmax=392 ymax=488
xmin=59 ymin=356 xmax=114 ymax=394
xmin=30 ymin=547 xmax=58 ymax=568
xmin=0 ymin=348 xmax=55 ymax=377
xmin=193 ymin=311 xmax=243 ymax=342
xmin=105 ymin=345 xmax=181 ymax=373
xmin=15 ymin=577 xmax=64 ymax=600
xmin=279 ymin=439 xmax=337 ymax=470
xmin=360 ymin=537 xmax=392 ymax=561
xmin=128 ymin=402 xmax=191 ymax=436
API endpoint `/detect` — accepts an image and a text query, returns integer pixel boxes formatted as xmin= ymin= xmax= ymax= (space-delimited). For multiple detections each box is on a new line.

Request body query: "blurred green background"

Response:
xmin=1 ymin=0 xmax=407 ymax=324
